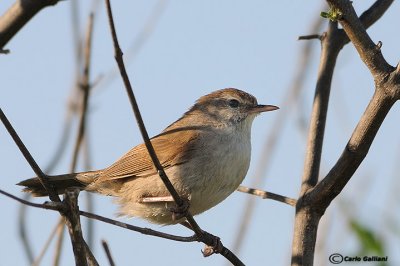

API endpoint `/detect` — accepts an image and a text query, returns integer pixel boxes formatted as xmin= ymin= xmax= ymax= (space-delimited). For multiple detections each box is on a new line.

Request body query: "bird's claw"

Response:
xmin=169 ymin=199 xmax=190 ymax=221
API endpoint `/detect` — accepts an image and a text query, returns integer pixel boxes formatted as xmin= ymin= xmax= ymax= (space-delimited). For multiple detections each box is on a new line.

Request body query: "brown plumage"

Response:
xmin=18 ymin=88 xmax=278 ymax=224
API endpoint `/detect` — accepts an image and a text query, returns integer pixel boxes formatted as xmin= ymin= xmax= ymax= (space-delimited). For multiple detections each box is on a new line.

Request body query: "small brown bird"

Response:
xmin=18 ymin=88 xmax=278 ymax=225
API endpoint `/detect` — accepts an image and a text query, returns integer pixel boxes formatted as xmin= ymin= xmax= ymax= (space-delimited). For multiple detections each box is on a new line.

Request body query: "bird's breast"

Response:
xmin=180 ymin=129 xmax=252 ymax=215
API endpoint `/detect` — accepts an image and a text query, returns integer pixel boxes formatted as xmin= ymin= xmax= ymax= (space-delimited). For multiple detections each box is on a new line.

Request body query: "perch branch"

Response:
xmin=326 ymin=0 xmax=393 ymax=78
xmin=103 ymin=2 xmax=244 ymax=265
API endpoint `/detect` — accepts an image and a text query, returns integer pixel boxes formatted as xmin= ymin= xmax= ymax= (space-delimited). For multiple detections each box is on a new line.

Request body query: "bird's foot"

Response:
xmin=169 ymin=199 xmax=190 ymax=221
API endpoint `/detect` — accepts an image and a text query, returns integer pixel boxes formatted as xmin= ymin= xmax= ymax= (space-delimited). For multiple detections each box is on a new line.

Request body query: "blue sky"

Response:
xmin=1 ymin=1 xmax=400 ymax=265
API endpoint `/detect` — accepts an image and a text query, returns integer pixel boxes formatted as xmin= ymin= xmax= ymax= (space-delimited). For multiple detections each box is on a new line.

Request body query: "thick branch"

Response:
xmin=0 ymin=0 xmax=61 ymax=49
xmin=232 ymin=15 xmax=325 ymax=256
xmin=313 ymin=0 xmax=400 ymax=210
xmin=359 ymin=0 xmax=394 ymax=29
xmin=291 ymin=22 xmax=342 ymax=266
xmin=291 ymin=1 xmax=397 ymax=265
xmin=311 ymin=89 xmax=396 ymax=206
xmin=300 ymin=22 xmax=341 ymax=193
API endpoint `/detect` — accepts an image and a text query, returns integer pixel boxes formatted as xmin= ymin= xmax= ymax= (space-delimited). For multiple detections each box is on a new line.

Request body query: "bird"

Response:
xmin=18 ymin=88 xmax=278 ymax=225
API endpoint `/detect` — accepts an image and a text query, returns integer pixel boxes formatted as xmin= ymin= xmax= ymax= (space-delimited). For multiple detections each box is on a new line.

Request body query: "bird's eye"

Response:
xmin=228 ymin=99 xmax=240 ymax=108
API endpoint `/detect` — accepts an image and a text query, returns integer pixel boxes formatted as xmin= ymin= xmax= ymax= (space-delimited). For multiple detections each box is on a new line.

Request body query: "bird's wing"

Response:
xmin=96 ymin=127 xmax=203 ymax=182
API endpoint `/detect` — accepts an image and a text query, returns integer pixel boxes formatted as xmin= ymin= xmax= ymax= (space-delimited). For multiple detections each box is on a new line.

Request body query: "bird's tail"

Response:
xmin=17 ymin=171 xmax=99 ymax=197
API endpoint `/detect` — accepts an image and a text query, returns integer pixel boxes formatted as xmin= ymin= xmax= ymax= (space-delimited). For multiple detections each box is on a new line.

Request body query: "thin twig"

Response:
xmin=79 ymin=210 xmax=197 ymax=243
xmin=231 ymin=14 xmax=325 ymax=257
xmin=103 ymin=0 xmax=203 ymax=235
xmin=52 ymin=218 xmax=65 ymax=266
xmin=0 ymin=108 xmax=60 ymax=202
xmin=70 ymin=0 xmax=83 ymax=73
xmin=17 ymin=108 xmax=74 ymax=265
xmin=298 ymin=34 xmax=322 ymax=41
xmin=71 ymin=11 xmax=97 ymax=251
xmin=66 ymin=13 xmax=97 ymax=262
xmin=101 ymin=240 xmax=116 ymax=266
xmin=103 ymin=3 xmax=244 ymax=265
xmin=71 ymin=12 xmax=95 ymax=170
xmin=32 ymin=218 xmax=64 ymax=266
xmin=0 ymin=189 xmax=62 ymax=211
xmin=3 ymin=185 xmax=244 ymax=265
xmin=0 ymin=109 xmax=95 ymax=265
xmin=237 ymin=186 xmax=297 ymax=206
xmin=94 ymin=0 xmax=168 ymax=91
xmin=18 ymin=194 xmax=34 ymax=263
xmin=0 ymin=189 xmax=196 ymax=242
xmin=103 ymin=0 xmax=185 ymax=213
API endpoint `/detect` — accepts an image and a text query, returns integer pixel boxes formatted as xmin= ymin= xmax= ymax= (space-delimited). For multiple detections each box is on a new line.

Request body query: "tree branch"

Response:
xmin=0 ymin=108 xmax=60 ymax=202
xmin=359 ymin=0 xmax=394 ymax=29
xmin=313 ymin=0 xmax=400 ymax=212
xmin=237 ymin=185 xmax=296 ymax=206
xmin=101 ymin=240 xmax=116 ymax=266
xmin=0 ymin=109 xmax=98 ymax=265
xmin=103 ymin=2 xmax=244 ymax=264
xmin=103 ymin=0 xmax=196 ymax=227
xmin=62 ymin=189 xmax=88 ymax=266
xmin=291 ymin=1 xmax=399 ymax=265
xmin=0 ymin=188 xmax=198 ymax=243
xmin=312 ymin=89 xmax=397 ymax=206
xmin=0 ymin=0 xmax=62 ymax=50
xmin=291 ymin=22 xmax=342 ymax=266
xmin=326 ymin=0 xmax=394 ymax=79
xmin=32 ymin=218 xmax=64 ymax=266
xmin=18 ymin=194 xmax=34 ymax=263
xmin=71 ymin=12 xmax=94 ymax=171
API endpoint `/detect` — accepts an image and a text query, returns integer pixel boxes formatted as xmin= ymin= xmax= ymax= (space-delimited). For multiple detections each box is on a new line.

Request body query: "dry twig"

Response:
xmin=103 ymin=1 xmax=244 ymax=265
xmin=101 ymin=240 xmax=116 ymax=266
xmin=0 ymin=109 xmax=95 ymax=265
xmin=237 ymin=185 xmax=297 ymax=206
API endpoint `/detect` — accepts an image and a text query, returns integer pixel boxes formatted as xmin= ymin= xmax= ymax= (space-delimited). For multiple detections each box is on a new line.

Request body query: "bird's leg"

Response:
xmin=140 ymin=195 xmax=190 ymax=221
xmin=169 ymin=198 xmax=190 ymax=221
xmin=179 ymin=220 xmax=192 ymax=230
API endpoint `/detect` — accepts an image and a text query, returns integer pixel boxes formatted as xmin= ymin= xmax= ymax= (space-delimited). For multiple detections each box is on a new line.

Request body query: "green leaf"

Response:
xmin=349 ymin=219 xmax=385 ymax=256
xmin=320 ymin=7 xmax=342 ymax=21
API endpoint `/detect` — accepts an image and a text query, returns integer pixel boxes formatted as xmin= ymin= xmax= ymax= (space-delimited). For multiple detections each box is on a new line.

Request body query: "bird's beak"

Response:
xmin=249 ymin=104 xmax=279 ymax=114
